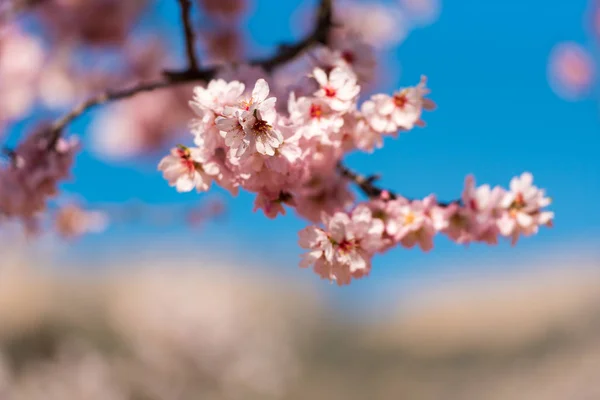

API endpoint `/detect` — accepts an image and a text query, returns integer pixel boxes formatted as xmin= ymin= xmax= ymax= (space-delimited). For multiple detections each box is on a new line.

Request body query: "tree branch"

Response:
xmin=337 ymin=163 xmax=460 ymax=207
xmin=47 ymin=76 xmax=213 ymax=147
xmin=47 ymin=0 xmax=334 ymax=142
xmin=177 ymin=0 xmax=199 ymax=71
xmin=337 ymin=162 xmax=391 ymax=199
xmin=252 ymin=0 xmax=333 ymax=72
xmin=163 ymin=0 xmax=200 ymax=81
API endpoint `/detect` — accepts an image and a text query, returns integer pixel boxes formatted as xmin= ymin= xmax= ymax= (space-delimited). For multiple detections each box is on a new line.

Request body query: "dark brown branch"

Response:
xmin=252 ymin=0 xmax=333 ymax=72
xmin=47 ymin=0 xmax=334 ymax=142
xmin=177 ymin=0 xmax=199 ymax=72
xmin=47 ymin=76 xmax=212 ymax=147
xmin=337 ymin=163 xmax=460 ymax=207
xmin=337 ymin=163 xmax=395 ymax=199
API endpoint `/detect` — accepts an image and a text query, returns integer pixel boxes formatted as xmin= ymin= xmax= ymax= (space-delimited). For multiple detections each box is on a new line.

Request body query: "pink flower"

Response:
xmin=215 ymin=79 xmax=283 ymax=157
xmin=346 ymin=112 xmax=384 ymax=152
xmin=313 ymin=67 xmax=360 ymax=112
xmin=288 ymin=94 xmax=344 ymax=140
xmin=158 ymin=146 xmax=220 ymax=192
xmin=298 ymin=205 xmax=383 ymax=285
xmin=311 ymin=29 xmax=376 ymax=85
xmin=460 ymin=174 xmax=505 ymax=243
xmin=232 ymin=78 xmax=277 ymax=116
xmin=362 ymin=76 xmax=435 ymax=133
xmin=394 ymin=195 xmax=437 ymax=251
xmin=239 ymin=108 xmax=284 ymax=156
xmin=366 ymin=197 xmax=409 ymax=251
xmin=216 ymin=112 xmax=249 ymax=156
xmin=497 ymin=172 xmax=554 ymax=244
xmin=548 ymin=42 xmax=595 ymax=101
xmin=333 ymin=1 xmax=408 ymax=49
xmin=0 ymin=130 xmax=79 ymax=231
xmin=190 ymin=79 xmax=245 ymax=115
xmin=0 ymin=26 xmax=45 ymax=123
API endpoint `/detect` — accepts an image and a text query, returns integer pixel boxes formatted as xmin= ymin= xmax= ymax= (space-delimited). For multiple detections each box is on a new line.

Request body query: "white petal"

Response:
xmin=252 ymin=79 xmax=270 ymax=102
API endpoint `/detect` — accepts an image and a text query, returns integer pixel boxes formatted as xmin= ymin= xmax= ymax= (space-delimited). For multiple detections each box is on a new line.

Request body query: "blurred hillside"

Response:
xmin=0 ymin=248 xmax=599 ymax=399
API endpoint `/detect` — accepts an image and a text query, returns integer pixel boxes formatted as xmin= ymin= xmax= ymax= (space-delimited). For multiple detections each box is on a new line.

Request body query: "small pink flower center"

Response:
xmin=509 ymin=193 xmax=527 ymax=216
xmin=393 ymin=93 xmax=408 ymax=109
xmin=310 ymin=103 xmax=323 ymax=119
xmin=240 ymin=99 xmax=253 ymax=111
xmin=182 ymin=158 xmax=196 ymax=175
xmin=324 ymin=86 xmax=337 ymax=98
xmin=469 ymin=199 xmax=478 ymax=211
xmin=176 ymin=147 xmax=199 ymax=175
xmin=337 ymin=239 xmax=356 ymax=254
xmin=176 ymin=148 xmax=189 ymax=159
xmin=404 ymin=212 xmax=416 ymax=225
xmin=515 ymin=193 xmax=525 ymax=207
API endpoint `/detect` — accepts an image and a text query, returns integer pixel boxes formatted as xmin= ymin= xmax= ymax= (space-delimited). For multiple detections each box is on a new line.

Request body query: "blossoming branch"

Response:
xmin=0 ymin=0 xmax=553 ymax=284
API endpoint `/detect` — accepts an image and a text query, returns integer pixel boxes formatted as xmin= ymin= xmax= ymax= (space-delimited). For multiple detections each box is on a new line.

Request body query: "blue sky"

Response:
xmin=52 ymin=0 xmax=599 ymax=304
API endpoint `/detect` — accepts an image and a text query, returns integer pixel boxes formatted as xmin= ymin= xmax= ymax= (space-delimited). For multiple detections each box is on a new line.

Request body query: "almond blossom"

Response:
xmin=394 ymin=195 xmax=437 ymax=251
xmin=0 ymin=131 xmax=79 ymax=233
xmin=497 ymin=172 xmax=554 ymax=244
xmin=0 ymin=26 xmax=45 ymax=126
xmin=288 ymin=94 xmax=344 ymax=140
xmin=190 ymin=78 xmax=245 ymax=115
xmin=311 ymin=29 xmax=377 ymax=85
xmin=362 ymin=76 xmax=435 ymax=133
xmin=158 ymin=146 xmax=220 ymax=192
xmin=313 ymin=67 xmax=360 ymax=112
xmin=0 ymin=0 xmax=555 ymax=284
xmin=215 ymin=79 xmax=283 ymax=156
xmin=239 ymin=108 xmax=284 ymax=156
xmin=298 ymin=205 xmax=383 ymax=285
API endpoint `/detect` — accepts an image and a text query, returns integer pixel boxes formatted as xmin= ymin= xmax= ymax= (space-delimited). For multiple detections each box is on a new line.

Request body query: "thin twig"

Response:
xmin=337 ymin=163 xmax=460 ymax=206
xmin=47 ymin=78 xmax=207 ymax=147
xmin=47 ymin=0 xmax=334 ymax=141
xmin=176 ymin=0 xmax=199 ymax=72
xmin=252 ymin=0 xmax=333 ymax=72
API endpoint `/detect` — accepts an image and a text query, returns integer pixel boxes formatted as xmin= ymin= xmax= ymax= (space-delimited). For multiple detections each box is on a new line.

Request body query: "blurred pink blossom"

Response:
xmin=54 ymin=204 xmax=108 ymax=239
xmin=335 ymin=1 xmax=409 ymax=49
xmin=548 ymin=42 xmax=595 ymax=100
xmin=0 ymin=26 xmax=44 ymax=126
xmin=399 ymin=0 xmax=441 ymax=26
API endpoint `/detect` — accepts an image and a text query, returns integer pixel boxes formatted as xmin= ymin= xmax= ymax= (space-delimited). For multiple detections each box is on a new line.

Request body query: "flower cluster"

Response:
xmin=158 ymin=30 xmax=552 ymax=285
xmin=300 ymin=173 xmax=553 ymax=285
xmin=0 ymin=131 xmax=79 ymax=233
xmin=159 ymin=56 xmax=434 ymax=222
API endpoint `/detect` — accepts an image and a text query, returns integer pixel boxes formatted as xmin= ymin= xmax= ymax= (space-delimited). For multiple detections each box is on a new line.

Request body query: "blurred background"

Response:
xmin=1 ymin=0 xmax=599 ymax=399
